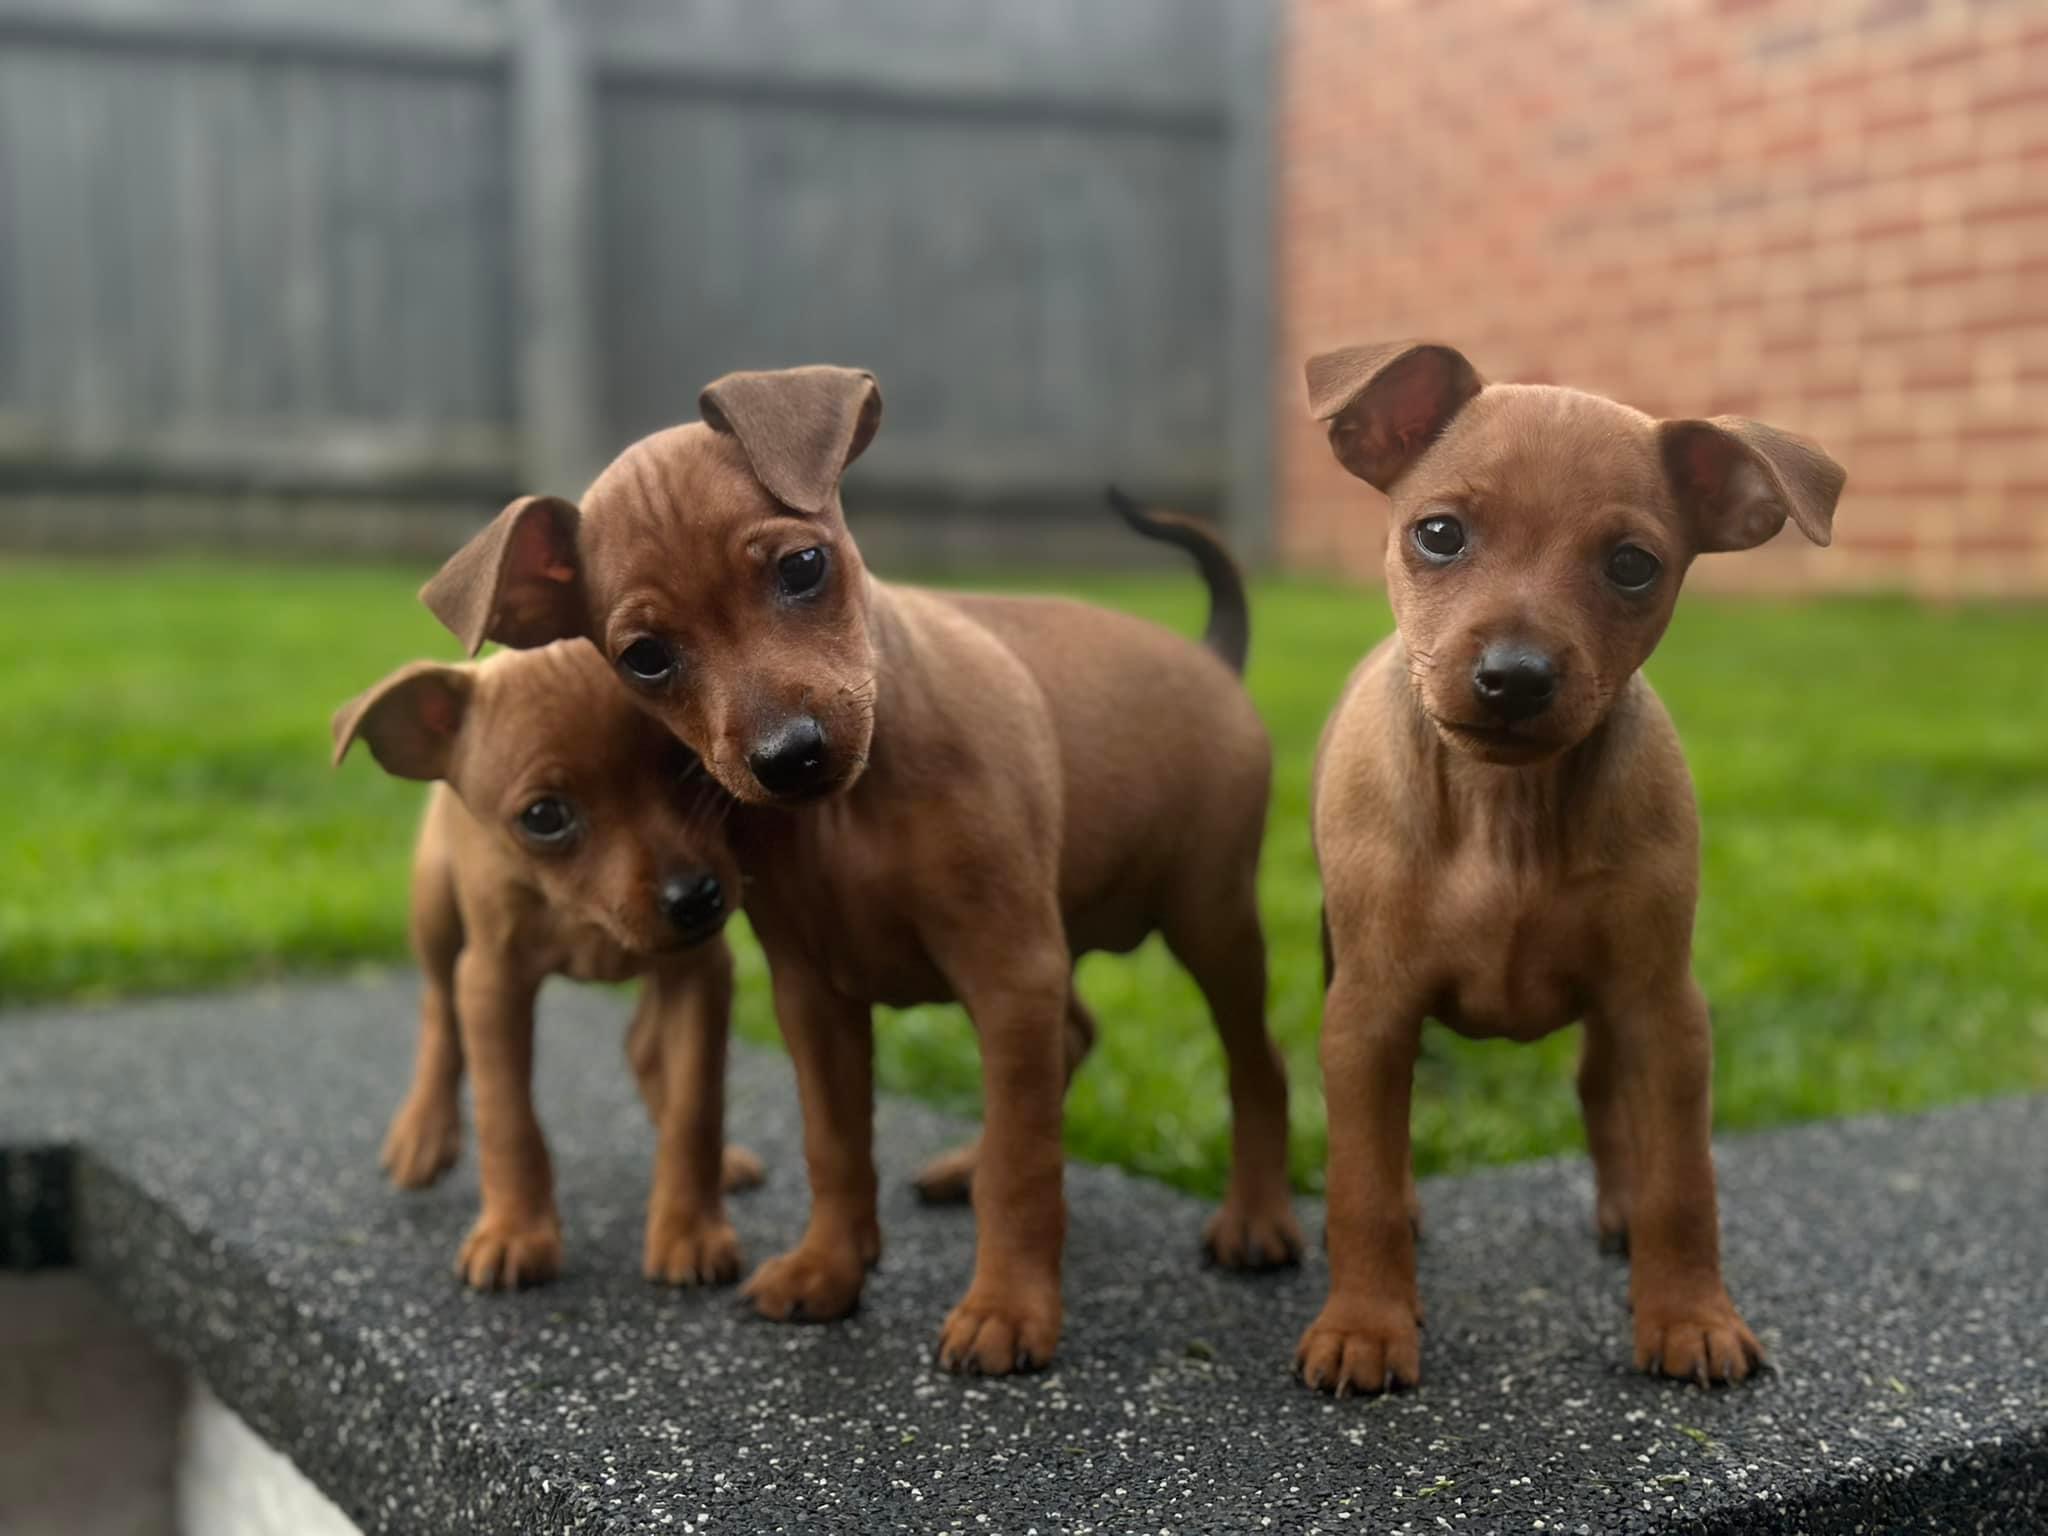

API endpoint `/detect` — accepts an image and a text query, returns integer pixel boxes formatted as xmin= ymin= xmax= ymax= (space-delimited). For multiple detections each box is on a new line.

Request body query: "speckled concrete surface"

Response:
xmin=3 ymin=976 xmax=2043 ymax=1534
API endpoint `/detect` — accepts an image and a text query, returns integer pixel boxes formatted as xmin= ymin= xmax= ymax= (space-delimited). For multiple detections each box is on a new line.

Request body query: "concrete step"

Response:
xmin=3 ymin=976 xmax=2043 ymax=1534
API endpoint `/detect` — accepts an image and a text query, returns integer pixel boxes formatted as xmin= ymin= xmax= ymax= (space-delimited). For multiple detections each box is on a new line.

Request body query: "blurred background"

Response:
xmin=2 ymin=0 xmax=2044 ymax=1196
xmin=0 ymin=0 xmax=1270 ymax=565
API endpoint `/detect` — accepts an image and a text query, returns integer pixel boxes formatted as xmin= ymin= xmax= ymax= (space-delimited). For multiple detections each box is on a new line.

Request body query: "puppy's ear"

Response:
xmin=1659 ymin=418 xmax=1843 ymax=552
xmin=419 ymin=495 xmax=585 ymax=656
xmin=699 ymin=365 xmax=882 ymax=514
xmin=331 ymin=662 xmax=473 ymax=780
xmin=1306 ymin=342 xmax=1484 ymax=491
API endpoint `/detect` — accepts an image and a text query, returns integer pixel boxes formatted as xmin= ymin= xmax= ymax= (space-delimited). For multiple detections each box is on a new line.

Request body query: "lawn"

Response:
xmin=4 ymin=556 xmax=2045 ymax=1196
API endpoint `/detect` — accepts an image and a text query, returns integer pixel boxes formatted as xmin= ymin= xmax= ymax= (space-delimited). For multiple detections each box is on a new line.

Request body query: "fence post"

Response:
xmin=1224 ymin=0 xmax=1279 ymax=567
xmin=511 ymin=0 xmax=601 ymax=498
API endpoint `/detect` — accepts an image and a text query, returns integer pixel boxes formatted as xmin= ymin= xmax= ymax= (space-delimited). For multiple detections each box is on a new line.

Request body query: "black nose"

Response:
xmin=746 ymin=715 xmax=830 ymax=796
xmin=658 ymin=871 xmax=724 ymax=934
xmin=1472 ymin=644 xmax=1559 ymax=722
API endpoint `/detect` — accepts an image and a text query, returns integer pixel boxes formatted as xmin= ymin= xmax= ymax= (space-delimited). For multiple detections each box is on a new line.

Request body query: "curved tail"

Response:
xmin=1105 ymin=487 xmax=1250 ymax=675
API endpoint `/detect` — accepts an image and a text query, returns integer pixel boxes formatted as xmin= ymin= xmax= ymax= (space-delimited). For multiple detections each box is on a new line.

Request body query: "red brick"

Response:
xmin=1864 ymin=102 xmax=1935 ymax=136
xmin=1855 ymin=211 xmax=1925 ymax=241
xmin=1806 ymin=66 xmax=1871 ymax=100
xmin=1275 ymin=0 xmax=2048 ymax=594
xmin=1910 ymin=39 xmax=1981 ymax=74
xmin=1955 ymin=533 xmax=2038 ymax=555
xmin=1956 ymin=422 xmax=2039 ymax=445
xmin=1975 ymin=79 xmax=2048 ymax=116
xmin=1967 ymin=196 xmax=2048 ymax=228
xmin=1905 ymin=262 xmax=1979 ymax=290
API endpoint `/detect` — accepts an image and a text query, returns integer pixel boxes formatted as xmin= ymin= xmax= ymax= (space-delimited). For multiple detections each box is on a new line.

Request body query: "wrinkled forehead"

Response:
xmin=578 ymin=425 xmax=779 ymax=576
xmin=465 ymin=642 xmax=652 ymax=777
xmin=1410 ymin=385 xmax=1671 ymax=515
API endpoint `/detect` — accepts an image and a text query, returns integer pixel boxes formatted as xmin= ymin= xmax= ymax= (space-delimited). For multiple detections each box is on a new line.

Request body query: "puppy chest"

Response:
xmin=756 ymin=878 xmax=950 ymax=1007
xmin=1427 ymin=884 xmax=1595 ymax=1041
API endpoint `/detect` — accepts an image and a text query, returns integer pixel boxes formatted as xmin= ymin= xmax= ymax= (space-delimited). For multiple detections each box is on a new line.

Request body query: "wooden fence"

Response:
xmin=0 ymin=0 xmax=1276 ymax=564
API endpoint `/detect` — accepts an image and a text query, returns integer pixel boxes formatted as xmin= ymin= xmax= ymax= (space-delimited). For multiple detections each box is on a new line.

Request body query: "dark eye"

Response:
xmin=776 ymin=546 xmax=828 ymax=597
xmin=1606 ymin=544 xmax=1662 ymax=591
xmin=518 ymin=797 xmax=575 ymax=843
xmin=618 ymin=637 xmax=674 ymax=684
xmin=1413 ymin=515 xmax=1467 ymax=561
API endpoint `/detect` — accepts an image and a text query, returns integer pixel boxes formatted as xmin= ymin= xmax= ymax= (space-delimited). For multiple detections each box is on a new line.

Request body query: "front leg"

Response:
xmin=382 ymin=855 xmax=466 ymax=1188
xmin=740 ymin=964 xmax=877 ymax=1323
xmin=1592 ymin=972 xmax=1762 ymax=1385
xmin=640 ymin=947 xmax=756 ymax=1286
xmin=933 ymin=937 xmax=1070 ymax=1376
xmin=1296 ymin=973 xmax=1425 ymax=1395
xmin=382 ymin=969 xmax=465 ymax=1189
xmin=451 ymin=951 xmax=560 ymax=1289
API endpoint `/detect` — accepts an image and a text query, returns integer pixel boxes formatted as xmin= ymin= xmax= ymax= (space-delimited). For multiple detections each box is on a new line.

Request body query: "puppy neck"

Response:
xmin=1388 ymin=639 xmax=1626 ymax=869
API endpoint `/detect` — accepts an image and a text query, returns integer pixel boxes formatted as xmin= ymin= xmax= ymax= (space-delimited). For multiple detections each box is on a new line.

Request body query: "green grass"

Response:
xmin=5 ymin=556 xmax=2045 ymax=1196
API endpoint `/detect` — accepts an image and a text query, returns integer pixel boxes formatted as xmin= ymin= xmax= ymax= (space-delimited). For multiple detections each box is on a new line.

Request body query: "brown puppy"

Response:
xmin=333 ymin=639 xmax=762 ymax=1291
xmin=1295 ymin=342 xmax=1844 ymax=1394
xmin=417 ymin=367 xmax=1297 ymax=1375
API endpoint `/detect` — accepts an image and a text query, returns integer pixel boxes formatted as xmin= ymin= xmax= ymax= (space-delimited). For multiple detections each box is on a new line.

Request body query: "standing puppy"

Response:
xmin=334 ymin=640 xmax=761 ymax=1291
xmin=418 ymin=367 xmax=1297 ymax=1375
xmin=1297 ymin=342 xmax=1843 ymax=1394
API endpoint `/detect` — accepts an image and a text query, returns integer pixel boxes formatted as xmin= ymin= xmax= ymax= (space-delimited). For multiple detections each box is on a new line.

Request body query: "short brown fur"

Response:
xmin=1297 ymin=341 xmax=1844 ymax=1394
xmin=420 ymin=367 xmax=1298 ymax=1374
xmin=333 ymin=640 xmax=762 ymax=1291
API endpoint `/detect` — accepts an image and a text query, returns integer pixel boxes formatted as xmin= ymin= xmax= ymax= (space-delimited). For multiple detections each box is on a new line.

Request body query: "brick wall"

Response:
xmin=1275 ymin=0 xmax=2048 ymax=595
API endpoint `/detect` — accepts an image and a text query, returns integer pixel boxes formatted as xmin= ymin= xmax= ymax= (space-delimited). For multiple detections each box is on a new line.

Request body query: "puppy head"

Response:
xmin=332 ymin=640 xmax=741 ymax=954
xmin=419 ymin=366 xmax=883 ymax=806
xmin=1307 ymin=341 xmax=1843 ymax=765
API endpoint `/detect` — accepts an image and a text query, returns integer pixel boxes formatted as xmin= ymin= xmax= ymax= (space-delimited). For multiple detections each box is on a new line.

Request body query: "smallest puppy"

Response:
xmin=334 ymin=639 xmax=761 ymax=1291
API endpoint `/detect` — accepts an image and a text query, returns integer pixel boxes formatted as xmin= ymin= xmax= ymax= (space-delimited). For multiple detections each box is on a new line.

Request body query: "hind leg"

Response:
xmin=382 ymin=849 xmax=466 ymax=1189
xmin=1168 ymin=888 xmax=1301 ymax=1270
xmin=624 ymin=983 xmax=666 ymax=1123
xmin=1577 ymin=1028 xmax=1632 ymax=1252
xmin=627 ymin=978 xmax=765 ymax=1196
xmin=913 ymin=989 xmax=1095 ymax=1205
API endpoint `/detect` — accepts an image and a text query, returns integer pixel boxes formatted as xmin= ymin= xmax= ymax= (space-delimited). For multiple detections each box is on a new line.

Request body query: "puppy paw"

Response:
xmin=936 ymin=1281 xmax=1061 ymax=1375
xmin=720 ymin=1144 xmax=766 ymax=1194
xmin=1634 ymin=1293 xmax=1763 ymax=1386
xmin=1203 ymin=1197 xmax=1305 ymax=1270
xmin=380 ymin=1100 xmax=460 ymax=1189
xmin=457 ymin=1215 xmax=561 ymax=1290
xmin=643 ymin=1210 xmax=743 ymax=1286
xmin=911 ymin=1141 xmax=977 ymax=1206
xmin=1295 ymin=1301 xmax=1423 ymax=1395
xmin=741 ymin=1243 xmax=866 ymax=1323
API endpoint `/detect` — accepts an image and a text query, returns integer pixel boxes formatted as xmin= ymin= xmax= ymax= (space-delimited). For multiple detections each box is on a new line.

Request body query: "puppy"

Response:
xmin=1295 ymin=341 xmax=1844 ymax=1393
xmin=333 ymin=639 xmax=762 ymax=1291
xmin=416 ymin=367 xmax=1298 ymax=1374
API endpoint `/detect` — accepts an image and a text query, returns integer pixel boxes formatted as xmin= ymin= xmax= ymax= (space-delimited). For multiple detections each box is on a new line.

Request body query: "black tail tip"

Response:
xmin=1104 ymin=484 xmax=1143 ymax=526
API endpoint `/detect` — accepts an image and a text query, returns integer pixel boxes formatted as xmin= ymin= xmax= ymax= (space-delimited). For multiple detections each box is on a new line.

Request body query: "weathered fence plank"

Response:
xmin=0 ymin=0 xmax=1269 ymax=558
xmin=511 ymin=0 xmax=601 ymax=497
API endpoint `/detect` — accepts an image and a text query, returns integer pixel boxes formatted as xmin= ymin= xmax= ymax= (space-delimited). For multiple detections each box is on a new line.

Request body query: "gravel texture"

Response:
xmin=3 ymin=975 xmax=2043 ymax=1534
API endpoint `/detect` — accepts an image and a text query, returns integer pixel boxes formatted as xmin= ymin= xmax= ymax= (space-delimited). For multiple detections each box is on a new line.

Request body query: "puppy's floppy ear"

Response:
xmin=331 ymin=662 xmax=473 ymax=780
xmin=699 ymin=365 xmax=882 ymax=514
xmin=1659 ymin=418 xmax=1844 ymax=552
xmin=419 ymin=495 xmax=585 ymax=656
xmin=1306 ymin=341 xmax=1484 ymax=491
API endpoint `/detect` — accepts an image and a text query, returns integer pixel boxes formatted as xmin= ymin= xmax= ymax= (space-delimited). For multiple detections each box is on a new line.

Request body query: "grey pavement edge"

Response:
xmin=2 ymin=975 xmax=2043 ymax=1534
